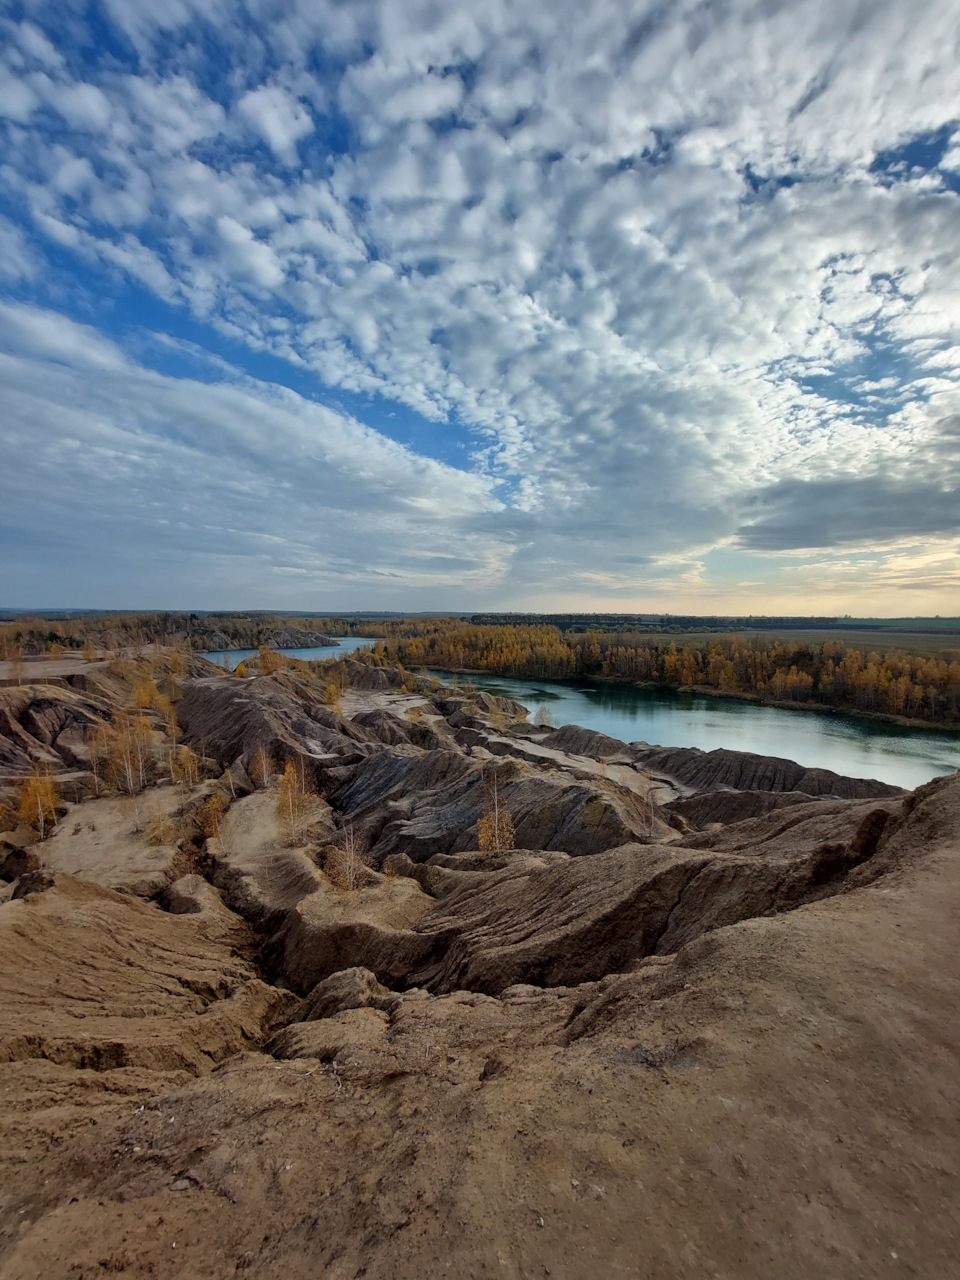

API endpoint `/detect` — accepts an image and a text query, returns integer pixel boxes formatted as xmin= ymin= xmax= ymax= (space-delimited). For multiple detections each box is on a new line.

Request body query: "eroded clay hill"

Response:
xmin=1 ymin=653 xmax=957 ymax=1279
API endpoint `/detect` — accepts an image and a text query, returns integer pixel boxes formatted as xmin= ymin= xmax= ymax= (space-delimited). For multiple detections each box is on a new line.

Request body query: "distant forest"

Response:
xmin=2 ymin=610 xmax=959 ymax=727
xmin=373 ymin=620 xmax=960 ymax=727
xmin=0 ymin=612 xmax=357 ymax=656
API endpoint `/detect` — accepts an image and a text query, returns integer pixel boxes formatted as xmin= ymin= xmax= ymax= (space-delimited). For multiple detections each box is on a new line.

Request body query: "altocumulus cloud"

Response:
xmin=0 ymin=0 xmax=959 ymax=610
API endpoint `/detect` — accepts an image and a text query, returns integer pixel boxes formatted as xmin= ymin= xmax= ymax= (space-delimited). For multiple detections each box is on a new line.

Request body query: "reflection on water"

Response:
xmin=430 ymin=670 xmax=958 ymax=791
xmin=204 ymin=636 xmax=378 ymax=669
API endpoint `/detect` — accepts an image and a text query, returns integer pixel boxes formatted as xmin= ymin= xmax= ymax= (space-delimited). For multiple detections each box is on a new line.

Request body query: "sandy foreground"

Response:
xmin=0 ymin=662 xmax=958 ymax=1278
xmin=0 ymin=783 xmax=957 ymax=1278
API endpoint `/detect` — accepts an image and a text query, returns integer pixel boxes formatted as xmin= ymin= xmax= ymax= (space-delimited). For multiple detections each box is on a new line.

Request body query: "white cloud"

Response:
xmin=0 ymin=0 xmax=959 ymax=608
xmin=0 ymin=216 xmax=40 ymax=281
xmin=0 ymin=301 xmax=508 ymax=605
xmin=236 ymin=85 xmax=313 ymax=166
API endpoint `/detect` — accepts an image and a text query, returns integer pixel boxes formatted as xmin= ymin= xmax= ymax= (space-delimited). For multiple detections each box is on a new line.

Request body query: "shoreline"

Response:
xmin=420 ymin=664 xmax=960 ymax=737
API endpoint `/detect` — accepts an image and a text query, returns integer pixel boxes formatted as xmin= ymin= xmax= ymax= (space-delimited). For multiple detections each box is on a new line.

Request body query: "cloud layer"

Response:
xmin=0 ymin=0 xmax=958 ymax=610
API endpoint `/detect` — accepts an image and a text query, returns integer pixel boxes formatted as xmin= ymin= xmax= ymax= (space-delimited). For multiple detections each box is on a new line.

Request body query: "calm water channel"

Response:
xmin=204 ymin=640 xmax=958 ymax=789
xmin=204 ymin=635 xmax=378 ymax=669
xmin=431 ymin=670 xmax=958 ymax=792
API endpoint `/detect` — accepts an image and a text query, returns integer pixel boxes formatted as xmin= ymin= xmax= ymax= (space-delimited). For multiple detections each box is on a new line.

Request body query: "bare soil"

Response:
xmin=1 ymin=663 xmax=958 ymax=1277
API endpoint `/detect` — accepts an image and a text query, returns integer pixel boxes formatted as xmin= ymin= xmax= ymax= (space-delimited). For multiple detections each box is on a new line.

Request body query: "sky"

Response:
xmin=0 ymin=0 xmax=959 ymax=614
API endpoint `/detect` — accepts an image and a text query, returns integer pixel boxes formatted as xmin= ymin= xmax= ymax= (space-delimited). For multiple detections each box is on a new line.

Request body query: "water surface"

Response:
xmin=205 ymin=635 xmax=378 ymax=669
xmin=430 ymin=671 xmax=958 ymax=791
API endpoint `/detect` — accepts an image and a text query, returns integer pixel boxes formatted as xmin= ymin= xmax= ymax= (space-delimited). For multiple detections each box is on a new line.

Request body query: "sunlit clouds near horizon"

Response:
xmin=1 ymin=0 xmax=959 ymax=613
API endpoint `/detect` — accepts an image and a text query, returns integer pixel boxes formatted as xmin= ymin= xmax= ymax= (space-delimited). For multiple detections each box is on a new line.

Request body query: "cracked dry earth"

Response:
xmin=1 ymin=665 xmax=959 ymax=1279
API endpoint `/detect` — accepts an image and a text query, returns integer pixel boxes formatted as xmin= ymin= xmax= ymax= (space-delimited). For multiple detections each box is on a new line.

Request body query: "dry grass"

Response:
xmin=142 ymin=814 xmax=178 ymax=846
xmin=323 ymin=827 xmax=372 ymax=890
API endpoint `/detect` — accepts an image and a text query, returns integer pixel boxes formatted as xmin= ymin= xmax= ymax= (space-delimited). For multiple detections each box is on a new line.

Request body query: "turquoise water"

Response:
xmin=430 ymin=670 xmax=958 ymax=791
xmin=204 ymin=635 xmax=379 ymax=669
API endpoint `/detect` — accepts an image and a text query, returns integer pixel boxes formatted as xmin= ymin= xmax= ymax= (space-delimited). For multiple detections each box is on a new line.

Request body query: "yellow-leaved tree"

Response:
xmin=476 ymin=768 xmax=515 ymax=854
xmin=276 ymin=760 xmax=313 ymax=845
xmin=258 ymin=645 xmax=285 ymax=675
xmin=17 ymin=771 xmax=61 ymax=840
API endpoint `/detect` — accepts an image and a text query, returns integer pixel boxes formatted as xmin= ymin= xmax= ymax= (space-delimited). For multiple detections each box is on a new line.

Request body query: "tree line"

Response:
xmin=0 ymin=612 xmax=365 ymax=657
xmin=372 ymin=622 xmax=960 ymax=726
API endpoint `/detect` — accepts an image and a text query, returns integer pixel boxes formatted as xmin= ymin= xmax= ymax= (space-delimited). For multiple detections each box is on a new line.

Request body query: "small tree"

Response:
xmin=17 ymin=770 xmax=60 ymax=840
xmin=258 ymin=645 xmax=285 ymax=675
xmin=88 ymin=719 xmax=115 ymax=797
xmin=82 ymin=640 xmax=97 ymax=663
xmin=477 ymin=769 xmax=515 ymax=854
xmin=324 ymin=823 xmax=371 ymax=890
xmin=276 ymin=760 xmax=313 ymax=845
xmin=49 ymin=642 xmax=62 ymax=661
xmin=172 ymin=744 xmax=200 ymax=789
xmin=133 ymin=677 xmax=160 ymax=709
xmin=250 ymin=746 xmax=272 ymax=789
xmin=103 ymin=713 xmax=153 ymax=831
xmin=533 ymin=703 xmax=555 ymax=728
xmin=200 ymin=792 xmax=226 ymax=844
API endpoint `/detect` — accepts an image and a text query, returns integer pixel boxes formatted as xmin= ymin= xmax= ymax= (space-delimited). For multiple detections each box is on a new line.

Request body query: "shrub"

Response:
xmin=324 ymin=825 xmax=371 ymax=890
xmin=143 ymin=815 xmax=178 ymax=846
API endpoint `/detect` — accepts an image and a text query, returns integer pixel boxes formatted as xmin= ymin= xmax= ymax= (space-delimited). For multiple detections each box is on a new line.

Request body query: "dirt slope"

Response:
xmin=0 ymin=774 xmax=957 ymax=1278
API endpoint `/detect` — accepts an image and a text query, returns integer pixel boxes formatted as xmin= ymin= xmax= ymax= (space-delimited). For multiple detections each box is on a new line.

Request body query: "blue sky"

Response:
xmin=0 ymin=0 xmax=959 ymax=612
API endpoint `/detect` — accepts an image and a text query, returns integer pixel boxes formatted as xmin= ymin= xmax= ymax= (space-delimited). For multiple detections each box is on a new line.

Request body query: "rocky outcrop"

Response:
xmin=175 ymin=675 xmax=376 ymax=782
xmin=679 ymin=793 xmax=902 ymax=858
xmin=39 ymin=788 xmax=185 ymax=899
xmin=349 ymin=708 xmax=415 ymax=745
xmin=343 ymin=659 xmax=406 ymax=691
xmin=208 ymin=790 xmax=332 ymax=931
xmin=357 ymin=793 xmax=908 ymax=995
xmin=262 ymin=873 xmax=436 ymax=993
xmin=666 ymin=788 xmax=817 ymax=828
xmin=539 ymin=724 xmax=632 ymax=759
xmin=433 ymin=690 xmax=530 ymax=724
xmin=0 ymin=875 xmax=295 ymax=1073
xmin=631 ymin=743 xmax=903 ymax=799
xmin=0 ymin=684 xmax=108 ymax=786
xmin=328 ymin=747 xmax=676 ymax=862
xmin=296 ymin=966 xmax=395 ymax=1022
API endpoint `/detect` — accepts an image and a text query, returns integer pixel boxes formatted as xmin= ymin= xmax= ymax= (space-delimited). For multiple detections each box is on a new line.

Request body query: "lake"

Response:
xmin=204 ymin=635 xmax=379 ymax=669
xmin=430 ymin=670 xmax=958 ymax=791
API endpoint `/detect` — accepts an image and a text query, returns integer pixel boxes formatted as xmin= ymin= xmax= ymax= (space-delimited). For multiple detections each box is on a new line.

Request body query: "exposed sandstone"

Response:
xmin=38 ymin=788 xmax=185 ymax=898
xmin=329 ymin=746 xmax=677 ymax=862
xmin=1 ymin=650 xmax=956 ymax=1280
xmin=631 ymin=742 xmax=904 ymax=798
xmin=295 ymin=966 xmax=395 ymax=1021
xmin=666 ymin=787 xmax=815 ymax=827
xmin=539 ymin=723 xmax=634 ymax=759
xmin=385 ymin=795 xmax=905 ymax=993
xmin=208 ymin=789 xmax=330 ymax=930
xmin=0 ymin=683 xmax=108 ymax=786
xmin=262 ymin=872 xmax=436 ymax=993
xmin=158 ymin=874 xmax=252 ymax=947
xmin=175 ymin=675 xmax=376 ymax=783
xmin=0 ymin=875 xmax=295 ymax=1074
